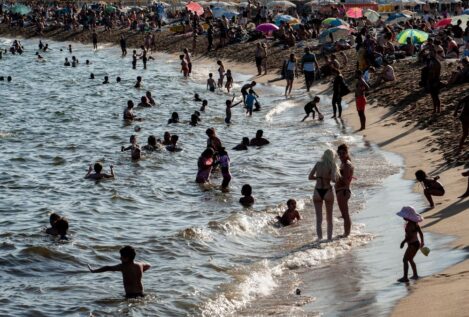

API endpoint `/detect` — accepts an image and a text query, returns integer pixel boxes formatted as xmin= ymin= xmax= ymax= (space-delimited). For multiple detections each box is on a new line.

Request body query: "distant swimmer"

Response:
xmin=232 ymin=137 xmax=250 ymax=151
xmin=122 ymin=135 xmax=140 ymax=156
xmin=249 ymin=129 xmax=269 ymax=146
xmin=167 ymin=112 xmax=180 ymax=124
xmin=71 ymin=56 xmax=79 ymax=67
xmin=196 ymin=148 xmax=214 ymax=183
xmin=35 ymin=52 xmax=44 ymax=60
xmin=103 ymin=76 xmax=110 ymax=84
xmin=68 ymin=44 xmax=72 ymax=53
xmin=46 ymin=213 xmax=69 ymax=240
xmin=88 ymin=246 xmax=151 ymax=299
xmin=89 ymin=73 xmax=95 ymax=79
xmin=120 ymin=35 xmax=127 ymax=57
xmin=166 ymin=135 xmax=182 ymax=152
xmin=85 ymin=60 xmax=91 ymax=65
xmin=161 ymin=132 xmax=172 ymax=145
xmin=39 ymin=40 xmax=44 ymax=50
xmin=43 ymin=44 xmax=49 ymax=52
xmin=207 ymin=73 xmax=216 ymax=92
xmin=85 ymin=162 xmax=115 ymax=180
xmin=146 ymin=91 xmax=156 ymax=106
xmin=239 ymin=184 xmax=254 ymax=207
xmin=116 ymin=77 xmax=121 ymax=83
xmin=143 ymin=135 xmax=161 ymax=152
xmin=301 ymin=96 xmax=323 ymax=121
xmin=225 ymin=96 xmax=243 ymax=124
xmin=137 ymin=96 xmax=152 ymax=107
xmin=135 ymin=76 xmax=142 ymax=88
xmin=132 ymin=50 xmax=137 ymax=69
xmin=194 ymin=93 xmax=202 ymax=102
xmin=123 ymin=100 xmax=142 ymax=121
xmin=276 ymin=199 xmax=301 ymax=226
xmin=200 ymin=100 xmax=208 ymax=112
xmin=190 ymin=112 xmax=201 ymax=126
xmin=64 ymin=57 xmax=71 ymax=66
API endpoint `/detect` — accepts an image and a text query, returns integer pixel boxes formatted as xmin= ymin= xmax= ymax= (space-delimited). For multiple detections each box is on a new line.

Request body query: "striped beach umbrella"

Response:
xmin=396 ymin=29 xmax=428 ymax=44
xmin=322 ymin=18 xmax=348 ymax=27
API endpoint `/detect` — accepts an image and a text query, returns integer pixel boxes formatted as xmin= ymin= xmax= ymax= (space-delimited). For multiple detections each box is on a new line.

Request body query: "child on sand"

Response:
xmin=276 ymin=199 xmax=301 ymax=226
xmin=85 ymin=162 xmax=115 ymax=180
xmin=239 ymin=184 xmax=254 ymax=207
xmin=415 ymin=170 xmax=445 ymax=208
xmin=207 ymin=73 xmax=216 ymax=92
xmin=397 ymin=206 xmax=424 ymax=282
xmin=459 ymin=170 xmax=469 ymax=198
xmin=88 ymin=246 xmax=151 ymax=299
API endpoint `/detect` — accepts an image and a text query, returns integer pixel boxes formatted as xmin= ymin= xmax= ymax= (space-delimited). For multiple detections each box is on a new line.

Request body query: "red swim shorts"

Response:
xmin=356 ymin=96 xmax=367 ymax=111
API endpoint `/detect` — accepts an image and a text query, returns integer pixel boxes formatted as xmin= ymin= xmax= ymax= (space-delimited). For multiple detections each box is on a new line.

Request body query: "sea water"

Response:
xmin=0 ymin=38 xmax=464 ymax=317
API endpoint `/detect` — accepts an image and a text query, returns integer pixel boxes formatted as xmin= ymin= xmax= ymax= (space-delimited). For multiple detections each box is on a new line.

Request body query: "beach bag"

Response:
xmin=340 ymin=81 xmax=351 ymax=97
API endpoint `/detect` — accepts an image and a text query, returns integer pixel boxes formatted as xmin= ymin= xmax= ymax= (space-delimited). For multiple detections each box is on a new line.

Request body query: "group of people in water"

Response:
xmin=3 ymin=27 xmax=465 ymax=299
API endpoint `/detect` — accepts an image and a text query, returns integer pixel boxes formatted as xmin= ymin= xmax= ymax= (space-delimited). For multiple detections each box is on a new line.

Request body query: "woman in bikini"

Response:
xmin=309 ymin=149 xmax=340 ymax=241
xmin=335 ymin=144 xmax=354 ymax=237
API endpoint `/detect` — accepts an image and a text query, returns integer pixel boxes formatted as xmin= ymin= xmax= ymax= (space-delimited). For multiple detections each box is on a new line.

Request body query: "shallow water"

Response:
xmin=0 ymin=38 xmax=464 ymax=317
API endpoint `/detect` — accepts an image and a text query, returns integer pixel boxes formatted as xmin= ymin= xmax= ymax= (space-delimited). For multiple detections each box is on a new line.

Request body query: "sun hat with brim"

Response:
xmin=396 ymin=206 xmax=423 ymax=223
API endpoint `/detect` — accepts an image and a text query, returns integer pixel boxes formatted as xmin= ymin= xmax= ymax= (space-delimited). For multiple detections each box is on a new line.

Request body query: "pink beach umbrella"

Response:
xmin=346 ymin=7 xmax=363 ymax=19
xmin=256 ymin=23 xmax=279 ymax=33
xmin=434 ymin=18 xmax=452 ymax=28
xmin=186 ymin=1 xmax=204 ymax=16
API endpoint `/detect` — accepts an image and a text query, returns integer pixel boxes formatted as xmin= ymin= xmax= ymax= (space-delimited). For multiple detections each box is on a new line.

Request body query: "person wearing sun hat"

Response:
xmin=396 ymin=206 xmax=425 ymax=283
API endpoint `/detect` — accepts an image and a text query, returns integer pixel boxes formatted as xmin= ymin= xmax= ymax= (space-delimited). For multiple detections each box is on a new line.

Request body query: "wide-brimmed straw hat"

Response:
xmin=396 ymin=206 xmax=423 ymax=223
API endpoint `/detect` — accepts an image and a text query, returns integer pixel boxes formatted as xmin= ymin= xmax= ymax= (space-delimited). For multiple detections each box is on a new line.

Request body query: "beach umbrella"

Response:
xmin=305 ymin=0 xmax=336 ymax=6
xmin=186 ymin=1 xmax=204 ymax=15
xmin=105 ymin=5 xmax=117 ymax=13
xmin=396 ymin=29 xmax=428 ymax=44
xmin=346 ymin=7 xmax=363 ymax=19
xmin=256 ymin=23 xmax=279 ymax=33
xmin=274 ymin=14 xmax=300 ymax=26
xmin=319 ymin=25 xmax=352 ymax=43
xmin=10 ymin=4 xmax=31 ymax=15
xmin=211 ymin=7 xmax=238 ymax=18
xmin=268 ymin=1 xmax=296 ymax=8
xmin=322 ymin=17 xmax=348 ymax=27
xmin=435 ymin=18 xmax=452 ymax=28
xmin=401 ymin=10 xmax=415 ymax=16
xmin=363 ymin=9 xmax=380 ymax=23
xmin=385 ymin=13 xmax=411 ymax=24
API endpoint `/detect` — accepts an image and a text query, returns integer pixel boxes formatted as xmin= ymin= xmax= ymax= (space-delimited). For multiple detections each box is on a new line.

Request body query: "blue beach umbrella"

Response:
xmin=319 ymin=25 xmax=352 ymax=43
xmin=322 ymin=18 xmax=349 ymax=27
xmin=10 ymin=4 xmax=31 ymax=15
xmin=386 ymin=13 xmax=411 ymax=24
xmin=274 ymin=14 xmax=300 ymax=26
xmin=211 ymin=7 xmax=238 ymax=19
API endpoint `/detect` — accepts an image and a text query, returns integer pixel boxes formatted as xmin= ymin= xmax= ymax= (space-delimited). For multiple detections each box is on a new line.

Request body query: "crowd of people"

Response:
xmin=1 ymin=0 xmax=469 ymax=302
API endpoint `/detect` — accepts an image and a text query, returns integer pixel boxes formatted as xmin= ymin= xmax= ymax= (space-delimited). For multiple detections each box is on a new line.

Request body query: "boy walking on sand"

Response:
xmin=88 ymin=246 xmax=151 ymax=298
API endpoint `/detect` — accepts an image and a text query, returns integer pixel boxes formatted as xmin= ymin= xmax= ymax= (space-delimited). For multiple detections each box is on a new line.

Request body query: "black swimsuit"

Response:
xmin=315 ymin=176 xmax=330 ymax=200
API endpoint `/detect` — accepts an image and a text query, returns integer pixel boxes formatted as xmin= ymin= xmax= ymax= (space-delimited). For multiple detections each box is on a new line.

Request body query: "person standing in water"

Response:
xmin=120 ymin=35 xmax=127 ymax=57
xmin=92 ymin=31 xmax=98 ymax=50
xmin=355 ymin=70 xmax=369 ymax=131
xmin=335 ymin=144 xmax=354 ymax=237
xmin=308 ymin=149 xmax=340 ymax=241
xmin=217 ymin=60 xmax=225 ymax=88
xmin=285 ymin=53 xmax=298 ymax=96
xmin=396 ymin=206 xmax=424 ymax=282
xmin=88 ymin=246 xmax=151 ymax=298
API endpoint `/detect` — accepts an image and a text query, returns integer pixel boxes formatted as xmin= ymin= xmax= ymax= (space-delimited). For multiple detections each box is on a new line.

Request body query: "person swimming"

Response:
xmin=146 ymin=91 xmax=156 ymax=106
xmin=64 ymin=58 xmax=71 ymax=66
xmin=196 ymin=148 xmax=214 ymax=184
xmin=135 ymin=76 xmax=142 ymax=88
xmin=116 ymin=77 xmax=121 ymax=83
xmin=123 ymin=100 xmax=142 ymax=121
xmin=85 ymin=162 xmax=115 ymax=180
xmin=90 ymin=73 xmax=95 ymax=79
xmin=207 ymin=73 xmax=216 ymax=92
xmin=161 ymin=132 xmax=172 ymax=145
xmin=194 ymin=93 xmax=202 ymax=102
xmin=168 ymin=112 xmax=180 ymax=124
xmin=142 ymin=135 xmax=161 ymax=152
xmin=239 ymin=184 xmax=254 ymax=207
xmin=232 ymin=137 xmax=250 ymax=151
xmin=276 ymin=199 xmax=301 ymax=226
xmin=166 ymin=135 xmax=182 ymax=152
xmin=249 ymin=130 xmax=269 ymax=146
xmin=138 ymin=96 xmax=152 ymax=107
xmin=103 ymin=76 xmax=110 ymax=84
xmin=200 ymin=100 xmax=208 ymax=112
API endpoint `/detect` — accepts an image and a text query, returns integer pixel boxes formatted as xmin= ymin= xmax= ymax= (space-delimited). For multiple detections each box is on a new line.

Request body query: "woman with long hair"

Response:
xmin=335 ymin=144 xmax=354 ymax=237
xmin=309 ymin=149 xmax=340 ymax=241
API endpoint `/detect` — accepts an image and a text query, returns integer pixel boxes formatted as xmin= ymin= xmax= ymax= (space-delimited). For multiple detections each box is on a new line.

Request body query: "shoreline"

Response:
xmin=2 ymin=32 xmax=468 ymax=316
xmin=342 ymin=101 xmax=469 ymax=316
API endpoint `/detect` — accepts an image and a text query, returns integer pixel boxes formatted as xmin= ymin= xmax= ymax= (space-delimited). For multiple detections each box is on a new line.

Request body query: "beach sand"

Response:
xmin=342 ymin=100 xmax=469 ymax=317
